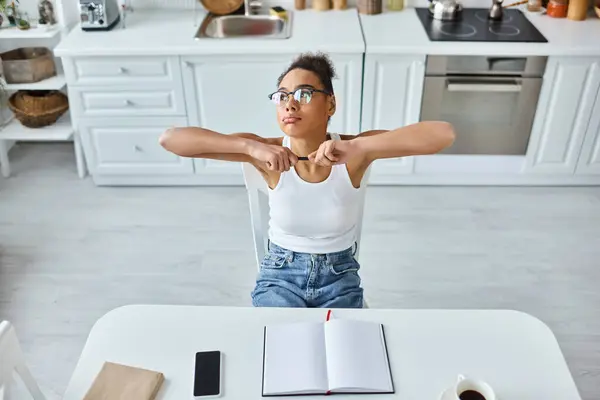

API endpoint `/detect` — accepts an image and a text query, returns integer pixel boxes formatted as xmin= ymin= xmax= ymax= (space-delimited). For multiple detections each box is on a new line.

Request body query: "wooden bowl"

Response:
xmin=200 ymin=0 xmax=243 ymax=15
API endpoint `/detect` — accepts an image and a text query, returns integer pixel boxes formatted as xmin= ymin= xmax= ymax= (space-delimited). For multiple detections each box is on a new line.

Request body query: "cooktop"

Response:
xmin=415 ymin=7 xmax=548 ymax=43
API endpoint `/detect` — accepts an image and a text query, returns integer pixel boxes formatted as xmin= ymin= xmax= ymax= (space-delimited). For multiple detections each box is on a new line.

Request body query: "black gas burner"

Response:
xmin=439 ymin=22 xmax=477 ymax=37
xmin=415 ymin=8 xmax=547 ymax=43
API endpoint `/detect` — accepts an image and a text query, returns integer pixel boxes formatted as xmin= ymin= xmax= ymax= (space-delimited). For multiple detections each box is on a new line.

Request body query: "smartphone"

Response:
xmin=193 ymin=351 xmax=222 ymax=398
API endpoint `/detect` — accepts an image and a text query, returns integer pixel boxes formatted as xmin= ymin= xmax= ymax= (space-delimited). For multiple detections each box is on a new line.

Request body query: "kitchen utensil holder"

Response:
xmin=358 ymin=0 xmax=382 ymax=14
xmin=333 ymin=0 xmax=347 ymax=9
xmin=313 ymin=0 xmax=331 ymax=10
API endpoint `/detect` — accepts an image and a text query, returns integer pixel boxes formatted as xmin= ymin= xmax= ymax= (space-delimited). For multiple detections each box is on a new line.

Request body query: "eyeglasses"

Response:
xmin=268 ymin=88 xmax=331 ymax=107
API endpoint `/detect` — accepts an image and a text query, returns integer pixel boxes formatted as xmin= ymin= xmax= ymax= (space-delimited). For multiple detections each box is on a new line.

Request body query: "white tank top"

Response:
xmin=268 ymin=133 xmax=362 ymax=254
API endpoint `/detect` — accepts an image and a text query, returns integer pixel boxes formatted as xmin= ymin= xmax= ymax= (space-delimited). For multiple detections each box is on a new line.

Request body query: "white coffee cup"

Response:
xmin=450 ymin=374 xmax=496 ymax=400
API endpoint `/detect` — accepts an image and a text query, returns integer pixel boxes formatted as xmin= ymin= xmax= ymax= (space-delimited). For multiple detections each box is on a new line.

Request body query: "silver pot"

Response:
xmin=429 ymin=0 xmax=463 ymax=20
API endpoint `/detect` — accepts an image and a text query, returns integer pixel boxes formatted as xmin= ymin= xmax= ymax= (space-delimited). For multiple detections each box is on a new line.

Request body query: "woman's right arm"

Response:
xmin=158 ymin=126 xmax=298 ymax=172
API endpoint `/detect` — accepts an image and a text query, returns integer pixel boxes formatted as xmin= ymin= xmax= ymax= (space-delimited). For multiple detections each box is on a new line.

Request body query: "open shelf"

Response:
xmin=0 ymin=25 xmax=61 ymax=39
xmin=4 ymin=72 xmax=67 ymax=91
xmin=0 ymin=112 xmax=73 ymax=141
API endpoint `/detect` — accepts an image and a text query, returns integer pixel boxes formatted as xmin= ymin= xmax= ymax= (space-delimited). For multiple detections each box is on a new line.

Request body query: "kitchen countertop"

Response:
xmin=359 ymin=7 xmax=600 ymax=56
xmin=54 ymin=8 xmax=365 ymax=57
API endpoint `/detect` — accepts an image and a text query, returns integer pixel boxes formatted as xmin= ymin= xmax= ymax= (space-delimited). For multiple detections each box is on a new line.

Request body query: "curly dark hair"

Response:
xmin=277 ymin=52 xmax=337 ymax=94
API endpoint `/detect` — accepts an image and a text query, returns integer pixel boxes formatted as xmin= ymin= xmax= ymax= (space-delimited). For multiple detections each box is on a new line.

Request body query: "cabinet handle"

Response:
xmin=446 ymin=80 xmax=522 ymax=93
xmin=123 ymin=99 xmax=134 ymax=106
xmin=119 ymin=67 xmax=128 ymax=74
xmin=184 ymin=61 xmax=192 ymax=68
xmin=133 ymin=145 xmax=142 ymax=152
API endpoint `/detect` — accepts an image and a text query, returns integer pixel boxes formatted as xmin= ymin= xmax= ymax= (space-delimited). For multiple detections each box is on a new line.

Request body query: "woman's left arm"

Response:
xmin=353 ymin=121 xmax=456 ymax=162
xmin=308 ymin=121 xmax=455 ymax=167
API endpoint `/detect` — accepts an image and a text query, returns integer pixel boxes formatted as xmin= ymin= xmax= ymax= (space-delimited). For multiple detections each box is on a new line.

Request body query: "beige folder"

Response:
xmin=82 ymin=361 xmax=164 ymax=400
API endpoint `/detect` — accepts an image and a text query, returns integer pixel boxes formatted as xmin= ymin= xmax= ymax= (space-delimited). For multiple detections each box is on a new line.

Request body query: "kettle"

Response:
xmin=488 ymin=0 xmax=504 ymax=20
xmin=428 ymin=0 xmax=463 ymax=20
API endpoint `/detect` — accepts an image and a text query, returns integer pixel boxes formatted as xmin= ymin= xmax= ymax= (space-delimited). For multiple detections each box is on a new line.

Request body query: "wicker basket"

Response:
xmin=0 ymin=47 xmax=56 ymax=84
xmin=8 ymin=90 xmax=69 ymax=128
xmin=358 ymin=0 xmax=382 ymax=14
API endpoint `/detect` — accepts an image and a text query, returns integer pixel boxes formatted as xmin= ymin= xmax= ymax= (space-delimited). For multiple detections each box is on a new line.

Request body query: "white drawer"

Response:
xmin=71 ymin=87 xmax=186 ymax=117
xmin=79 ymin=117 xmax=194 ymax=176
xmin=64 ymin=56 xmax=181 ymax=86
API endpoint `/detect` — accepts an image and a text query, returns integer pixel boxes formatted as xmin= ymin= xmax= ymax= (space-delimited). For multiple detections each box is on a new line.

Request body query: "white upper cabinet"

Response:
xmin=360 ymin=54 xmax=426 ymax=178
xmin=181 ymin=54 xmax=363 ymax=177
xmin=524 ymin=57 xmax=600 ymax=174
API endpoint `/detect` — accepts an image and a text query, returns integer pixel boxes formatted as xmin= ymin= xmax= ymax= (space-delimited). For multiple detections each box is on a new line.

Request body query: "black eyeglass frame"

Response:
xmin=267 ymin=87 xmax=333 ymax=103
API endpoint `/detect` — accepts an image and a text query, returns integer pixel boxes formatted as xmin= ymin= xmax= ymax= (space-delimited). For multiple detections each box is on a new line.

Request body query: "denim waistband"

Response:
xmin=268 ymin=240 xmax=357 ymax=262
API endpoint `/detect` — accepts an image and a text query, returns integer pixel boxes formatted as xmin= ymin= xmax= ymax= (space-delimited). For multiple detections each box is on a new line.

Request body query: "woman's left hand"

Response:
xmin=308 ymin=140 xmax=363 ymax=166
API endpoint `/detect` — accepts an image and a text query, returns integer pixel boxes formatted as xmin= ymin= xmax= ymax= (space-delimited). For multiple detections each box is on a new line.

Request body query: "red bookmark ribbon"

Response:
xmin=325 ymin=310 xmax=332 ymax=395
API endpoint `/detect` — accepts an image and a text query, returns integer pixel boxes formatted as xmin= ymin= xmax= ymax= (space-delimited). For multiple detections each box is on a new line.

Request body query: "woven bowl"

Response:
xmin=8 ymin=90 xmax=69 ymax=128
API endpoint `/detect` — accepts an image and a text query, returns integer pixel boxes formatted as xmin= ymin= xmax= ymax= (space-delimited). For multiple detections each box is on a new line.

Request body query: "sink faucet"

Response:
xmin=244 ymin=0 xmax=262 ymax=15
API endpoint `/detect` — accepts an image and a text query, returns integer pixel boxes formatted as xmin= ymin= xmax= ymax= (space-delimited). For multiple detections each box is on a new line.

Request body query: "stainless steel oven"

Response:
xmin=420 ymin=55 xmax=547 ymax=155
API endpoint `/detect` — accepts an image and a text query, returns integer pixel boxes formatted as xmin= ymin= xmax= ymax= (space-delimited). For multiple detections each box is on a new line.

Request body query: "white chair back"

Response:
xmin=0 ymin=321 xmax=46 ymax=400
xmin=241 ymin=163 xmax=271 ymax=270
xmin=241 ymin=163 xmax=371 ymax=271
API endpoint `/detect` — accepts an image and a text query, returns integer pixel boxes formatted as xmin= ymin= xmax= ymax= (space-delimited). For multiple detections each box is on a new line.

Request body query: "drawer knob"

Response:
xmin=119 ymin=67 xmax=128 ymax=74
xmin=123 ymin=99 xmax=134 ymax=106
xmin=133 ymin=145 xmax=142 ymax=152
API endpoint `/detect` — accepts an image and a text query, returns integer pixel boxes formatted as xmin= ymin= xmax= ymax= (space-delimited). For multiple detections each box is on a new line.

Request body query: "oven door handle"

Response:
xmin=446 ymin=79 xmax=522 ymax=93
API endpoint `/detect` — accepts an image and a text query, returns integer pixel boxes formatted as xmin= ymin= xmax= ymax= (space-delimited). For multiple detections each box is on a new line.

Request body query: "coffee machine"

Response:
xmin=80 ymin=0 xmax=120 ymax=31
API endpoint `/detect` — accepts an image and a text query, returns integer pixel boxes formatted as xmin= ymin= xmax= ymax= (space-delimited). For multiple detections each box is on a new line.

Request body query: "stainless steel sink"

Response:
xmin=195 ymin=13 xmax=292 ymax=39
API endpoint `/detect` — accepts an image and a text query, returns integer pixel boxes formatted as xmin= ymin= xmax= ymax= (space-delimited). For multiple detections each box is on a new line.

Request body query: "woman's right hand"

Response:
xmin=246 ymin=141 xmax=298 ymax=172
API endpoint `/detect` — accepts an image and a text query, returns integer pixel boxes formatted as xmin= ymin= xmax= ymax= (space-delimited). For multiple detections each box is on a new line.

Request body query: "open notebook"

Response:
xmin=261 ymin=319 xmax=394 ymax=396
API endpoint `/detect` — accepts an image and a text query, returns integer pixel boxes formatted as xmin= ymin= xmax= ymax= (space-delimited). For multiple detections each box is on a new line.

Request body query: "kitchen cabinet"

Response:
xmin=181 ymin=55 xmax=291 ymax=179
xmin=69 ymin=86 xmax=187 ymax=118
xmin=79 ymin=117 xmax=193 ymax=177
xmin=360 ymin=54 xmax=426 ymax=182
xmin=64 ymin=55 xmax=192 ymax=185
xmin=575 ymin=85 xmax=600 ymax=175
xmin=524 ymin=57 xmax=600 ymax=174
xmin=65 ymin=56 xmax=182 ymax=86
xmin=181 ymin=54 xmax=364 ymax=182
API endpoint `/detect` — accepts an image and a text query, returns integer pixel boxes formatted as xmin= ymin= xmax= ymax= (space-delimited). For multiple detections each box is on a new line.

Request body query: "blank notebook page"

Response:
xmin=263 ymin=322 xmax=329 ymax=395
xmin=324 ymin=319 xmax=392 ymax=392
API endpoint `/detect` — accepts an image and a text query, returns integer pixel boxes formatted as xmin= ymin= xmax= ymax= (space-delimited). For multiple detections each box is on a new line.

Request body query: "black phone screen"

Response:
xmin=194 ymin=351 xmax=221 ymax=397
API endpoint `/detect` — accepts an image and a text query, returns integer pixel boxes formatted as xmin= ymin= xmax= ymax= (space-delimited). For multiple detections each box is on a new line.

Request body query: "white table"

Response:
xmin=63 ymin=306 xmax=582 ymax=400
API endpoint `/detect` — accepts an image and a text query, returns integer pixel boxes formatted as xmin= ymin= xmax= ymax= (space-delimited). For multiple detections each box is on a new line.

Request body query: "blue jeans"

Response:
xmin=251 ymin=241 xmax=364 ymax=308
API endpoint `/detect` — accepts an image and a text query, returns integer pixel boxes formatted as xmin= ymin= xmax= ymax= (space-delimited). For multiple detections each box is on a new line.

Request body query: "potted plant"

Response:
xmin=0 ymin=0 xmax=20 ymax=26
xmin=16 ymin=11 xmax=29 ymax=29
xmin=0 ymin=0 xmax=6 ymax=26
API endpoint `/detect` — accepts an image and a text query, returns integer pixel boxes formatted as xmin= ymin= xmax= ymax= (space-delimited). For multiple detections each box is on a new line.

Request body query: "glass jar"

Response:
xmin=387 ymin=0 xmax=404 ymax=10
xmin=547 ymin=0 xmax=567 ymax=17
